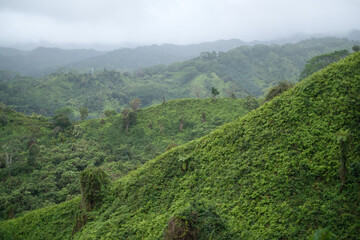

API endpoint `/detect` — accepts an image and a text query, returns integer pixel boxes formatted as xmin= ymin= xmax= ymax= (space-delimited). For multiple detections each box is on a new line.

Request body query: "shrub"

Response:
xmin=80 ymin=167 xmax=110 ymax=211
xmin=0 ymin=114 xmax=8 ymax=126
xmin=164 ymin=202 xmax=229 ymax=240
xmin=310 ymin=228 xmax=336 ymax=240
xmin=244 ymin=95 xmax=259 ymax=110
xmin=265 ymin=81 xmax=294 ymax=102
xmin=52 ymin=113 xmax=72 ymax=130
xmin=104 ymin=109 xmax=117 ymax=117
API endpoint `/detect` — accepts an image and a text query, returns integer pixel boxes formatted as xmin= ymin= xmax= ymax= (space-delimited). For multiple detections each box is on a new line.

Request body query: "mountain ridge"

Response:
xmin=0 ymin=37 xmax=357 ymax=118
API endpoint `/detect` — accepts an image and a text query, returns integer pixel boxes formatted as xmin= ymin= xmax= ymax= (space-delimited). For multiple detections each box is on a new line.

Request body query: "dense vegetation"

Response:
xmin=0 ymin=37 xmax=356 ymax=118
xmin=0 ymin=98 xmax=249 ymax=220
xmin=1 ymin=51 xmax=359 ymax=239
xmin=298 ymin=49 xmax=350 ymax=80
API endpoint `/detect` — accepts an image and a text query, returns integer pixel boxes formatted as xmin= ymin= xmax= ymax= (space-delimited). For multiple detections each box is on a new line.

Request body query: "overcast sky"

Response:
xmin=0 ymin=0 xmax=359 ymax=49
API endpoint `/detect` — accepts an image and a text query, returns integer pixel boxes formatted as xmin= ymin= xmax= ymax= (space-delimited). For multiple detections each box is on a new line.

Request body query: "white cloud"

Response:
xmin=0 ymin=0 xmax=359 ymax=47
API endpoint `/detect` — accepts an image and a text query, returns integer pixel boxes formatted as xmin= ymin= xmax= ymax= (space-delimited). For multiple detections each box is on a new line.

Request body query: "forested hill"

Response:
xmin=0 ymin=37 xmax=357 ymax=118
xmin=0 ymin=98 xmax=250 ymax=221
xmin=66 ymin=39 xmax=248 ymax=72
xmin=0 ymin=39 xmax=247 ymax=77
xmin=1 ymin=52 xmax=359 ymax=239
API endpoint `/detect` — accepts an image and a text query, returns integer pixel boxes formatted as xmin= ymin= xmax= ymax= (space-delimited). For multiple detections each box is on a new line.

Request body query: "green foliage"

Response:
xmin=129 ymin=98 xmax=142 ymax=111
xmin=52 ymin=113 xmax=72 ymax=130
xmin=244 ymin=95 xmax=260 ymax=110
xmin=229 ymin=91 xmax=236 ymax=99
xmin=104 ymin=109 xmax=117 ymax=117
xmin=2 ymin=51 xmax=360 ymax=240
xmin=0 ymin=113 xmax=8 ymax=126
xmin=55 ymin=107 xmax=74 ymax=119
xmin=211 ymin=87 xmax=219 ymax=99
xmin=299 ymin=50 xmax=350 ymax=80
xmin=121 ymin=108 xmax=136 ymax=132
xmin=80 ymin=167 xmax=110 ymax=211
xmin=265 ymin=81 xmax=294 ymax=102
xmin=336 ymin=129 xmax=351 ymax=192
xmin=0 ymin=98 xmax=248 ymax=220
xmin=70 ymin=52 xmax=358 ymax=239
xmin=79 ymin=107 xmax=89 ymax=121
xmin=352 ymin=45 xmax=360 ymax=52
xmin=310 ymin=228 xmax=336 ymax=240
xmin=0 ymin=38 xmax=356 ymax=117
xmin=164 ymin=202 xmax=229 ymax=240
xmin=0 ymin=198 xmax=81 ymax=240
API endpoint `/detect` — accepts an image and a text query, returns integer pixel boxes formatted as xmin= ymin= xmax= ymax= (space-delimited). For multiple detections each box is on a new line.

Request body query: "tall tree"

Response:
xmin=129 ymin=98 xmax=142 ymax=111
xmin=299 ymin=50 xmax=349 ymax=80
xmin=353 ymin=45 xmax=360 ymax=52
xmin=79 ymin=107 xmax=89 ymax=120
xmin=211 ymin=87 xmax=219 ymax=100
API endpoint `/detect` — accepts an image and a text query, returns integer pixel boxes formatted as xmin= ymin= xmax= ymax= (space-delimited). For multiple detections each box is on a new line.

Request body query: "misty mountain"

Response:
xmin=0 ymin=37 xmax=356 ymax=118
xmin=0 ymin=39 xmax=248 ymax=76
xmin=347 ymin=29 xmax=360 ymax=41
xmin=66 ymin=39 xmax=248 ymax=72
xmin=0 ymin=47 xmax=103 ymax=76
xmin=1 ymin=32 xmax=359 ymax=77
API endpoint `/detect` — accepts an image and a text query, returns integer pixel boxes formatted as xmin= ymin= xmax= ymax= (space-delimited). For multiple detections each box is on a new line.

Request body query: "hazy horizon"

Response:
xmin=1 ymin=0 xmax=359 ymax=50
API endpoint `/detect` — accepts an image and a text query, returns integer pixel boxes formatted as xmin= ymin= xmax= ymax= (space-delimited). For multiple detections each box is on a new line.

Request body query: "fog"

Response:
xmin=0 ymin=0 xmax=359 ymax=49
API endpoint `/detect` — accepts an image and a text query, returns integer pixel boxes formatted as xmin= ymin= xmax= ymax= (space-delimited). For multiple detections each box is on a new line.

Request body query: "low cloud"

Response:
xmin=0 ymin=0 xmax=359 ymax=48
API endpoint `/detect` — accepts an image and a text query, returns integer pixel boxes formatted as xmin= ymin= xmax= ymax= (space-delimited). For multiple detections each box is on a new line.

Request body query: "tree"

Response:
xmin=353 ymin=45 xmax=360 ymax=52
xmin=104 ymin=109 xmax=117 ymax=117
xmin=229 ymin=91 xmax=236 ymax=99
xmin=179 ymin=118 xmax=184 ymax=132
xmin=299 ymin=50 xmax=349 ymax=80
xmin=129 ymin=98 xmax=142 ymax=111
xmin=164 ymin=202 xmax=228 ymax=240
xmin=211 ymin=87 xmax=219 ymax=100
xmin=201 ymin=113 xmax=206 ymax=122
xmin=1 ymin=143 xmax=16 ymax=167
xmin=52 ymin=113 xmax=72 ymax=130
xmin=79 ymin=107 xmax=89 ymax=120
xmin=55 ymin=107 xmax=74 ymax=119
xmin=121 ymin=108 xmax=136 ymax=132
xmin=80 ymin=167 xmax=110 ymax=211
xmin=193 ymin=85 xmax=201 ymax=98
xmin=244 ymin=95 xmax=259 ymax=110
xmin=265 ymin=81 xmax=294 ymax=102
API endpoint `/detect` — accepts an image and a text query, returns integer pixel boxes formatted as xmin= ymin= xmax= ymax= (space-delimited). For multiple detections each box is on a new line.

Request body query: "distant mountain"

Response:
xmin=347 ymin=29 xmax=360 ymax=41
xmin=0 ymin=47 xmax=103 ymax=76
xmin=0 ymin=37 xmax=356 ymax=117
xmin=66 ymin=39 xmax=248 ymax=72
xmin=1 ymin=35 xmax=358 ymax=77
xmin=0 ymin=39 xmax=249 ymax=76
xmin=1 ymin=30 xmax=359 ymax=77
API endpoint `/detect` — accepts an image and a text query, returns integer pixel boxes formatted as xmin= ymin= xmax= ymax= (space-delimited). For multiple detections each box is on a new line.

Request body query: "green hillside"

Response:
xmin=0 ymin=98 xmax=249 ymax=220
xmin=0 ymin=37 xmax=356 ymax=118
xmin=1 ymin=51 xmax=359 ymax=239
xmin=299 ymin=49 xmax=350 ymax=80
